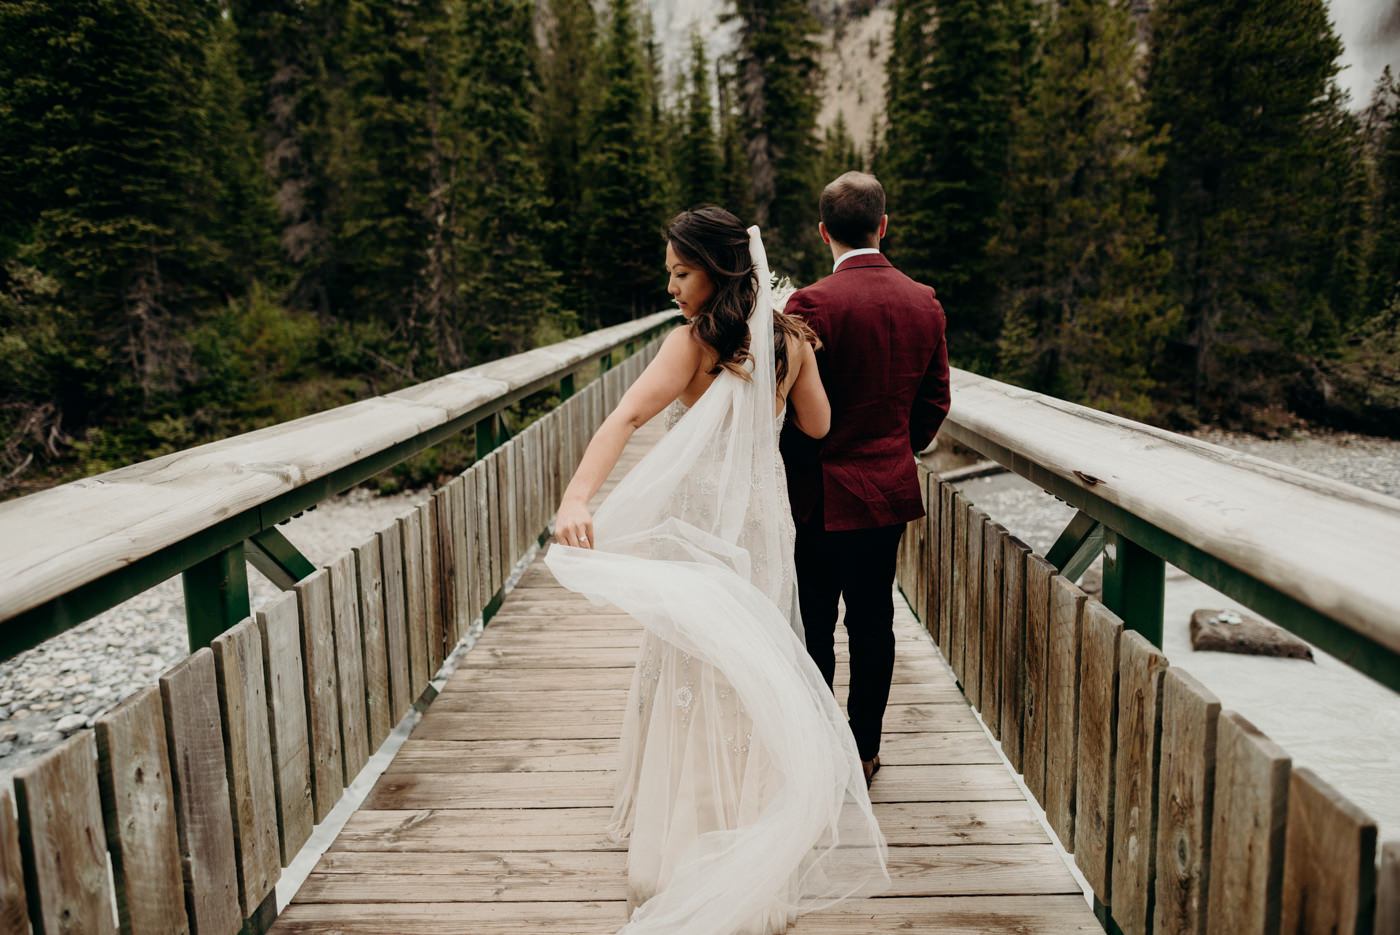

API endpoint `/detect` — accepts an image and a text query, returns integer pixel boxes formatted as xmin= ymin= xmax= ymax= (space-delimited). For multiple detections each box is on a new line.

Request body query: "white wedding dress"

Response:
xmin=545 ymin=228 xmax=888 ymax=935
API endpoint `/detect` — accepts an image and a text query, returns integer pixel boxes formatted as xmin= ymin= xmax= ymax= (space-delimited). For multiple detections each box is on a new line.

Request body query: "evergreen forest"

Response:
xmin=1 ymin=0 xmax=1398 ymax=498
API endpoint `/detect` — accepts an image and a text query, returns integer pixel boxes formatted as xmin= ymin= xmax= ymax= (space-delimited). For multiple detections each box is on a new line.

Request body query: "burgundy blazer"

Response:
xmin=781 ymin=252 xmax=950 ymax=531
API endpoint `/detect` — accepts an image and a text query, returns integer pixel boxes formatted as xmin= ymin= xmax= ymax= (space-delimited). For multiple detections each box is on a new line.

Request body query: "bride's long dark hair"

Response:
xmin=666 ymin=206 xmax=817 ymax=385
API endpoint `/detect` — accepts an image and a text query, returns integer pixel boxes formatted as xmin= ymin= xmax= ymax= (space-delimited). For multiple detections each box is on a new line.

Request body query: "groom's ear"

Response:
xmin=878 ymin=215 xmax=888 ymax=240
xmin=818 ymin=222 xmax=831 ymax=245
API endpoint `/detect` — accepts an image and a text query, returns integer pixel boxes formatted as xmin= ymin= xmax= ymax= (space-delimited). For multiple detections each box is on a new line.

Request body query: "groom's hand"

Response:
xmin=555 ymin=498 xmax=594 ymax=549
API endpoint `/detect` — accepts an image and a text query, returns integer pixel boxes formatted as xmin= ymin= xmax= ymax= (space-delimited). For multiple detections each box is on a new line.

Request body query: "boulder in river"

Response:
xmin=1189 ymin=608 xmax=1314 ymax=660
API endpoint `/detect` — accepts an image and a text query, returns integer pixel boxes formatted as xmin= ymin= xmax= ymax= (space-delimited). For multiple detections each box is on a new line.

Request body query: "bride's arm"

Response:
xmin=555 ymin=326 xmax=703 ymax=548
xmin=786 ymin=339 xmax=830 ymax=439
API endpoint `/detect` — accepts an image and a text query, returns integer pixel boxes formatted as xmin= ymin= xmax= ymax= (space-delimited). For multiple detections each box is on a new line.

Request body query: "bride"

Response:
xmin=546 ymin=207 xmax=889 ymax=934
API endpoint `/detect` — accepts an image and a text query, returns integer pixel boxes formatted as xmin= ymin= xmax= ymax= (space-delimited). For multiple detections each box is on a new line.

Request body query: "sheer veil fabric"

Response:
xmin=545 ymin=228 xmax=889 ymax=934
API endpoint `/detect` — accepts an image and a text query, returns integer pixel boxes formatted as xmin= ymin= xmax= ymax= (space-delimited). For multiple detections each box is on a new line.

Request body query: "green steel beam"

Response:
xmin=1101 ymin=532 xmax=1166 ymax=648
xmin=182 ymin=544 xmax=252 ymax=651
xmin=246 ymin=527 xmax=318 ymax=590
xmin=1046 ymin=510 xmax=1106 ymax=582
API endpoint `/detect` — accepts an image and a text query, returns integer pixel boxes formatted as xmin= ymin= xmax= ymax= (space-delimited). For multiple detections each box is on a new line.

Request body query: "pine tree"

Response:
xmin=454 ymin=0 xmax=562 ymax=360
xmin=718 ymin=67 xmax=757 ymax=221
xmin=538 ymin=0 xmax=598 ymax=301
xmin=992 ymin=0 xmax=1176 ymax=420
xmin=227 ymin=0 xmax=342 ymax=315
xmin=1147 ymin=0 xmax=1348 ymax=421
xmin=734 ymin=0 xmax=825 ymax=282
xmin=0 ymin=0 xmax=235 ymax=405
xmin=819 ymin=111 xmax=863 ymax=182
xmin=578 ymin=0 xmax=669 ymax=324
xmin=882 ymin=0 xmax=1034 ymax=366
xmin=677 ymin=31 xmax=725 ymax=209
xmin=1365 ymin=68 xmax=1400 ymax=320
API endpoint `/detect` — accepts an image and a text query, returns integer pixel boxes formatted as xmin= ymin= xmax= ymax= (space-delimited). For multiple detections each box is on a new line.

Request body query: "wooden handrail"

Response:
xmin=941 ymin=368 xmax=1400 ymax=685
xmin=0 ymin=312 xmax=677 ymax=654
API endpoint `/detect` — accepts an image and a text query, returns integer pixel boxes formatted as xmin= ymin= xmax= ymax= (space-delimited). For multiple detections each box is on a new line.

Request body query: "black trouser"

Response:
xmin=794 ymin=519 xmax=905 ymax=762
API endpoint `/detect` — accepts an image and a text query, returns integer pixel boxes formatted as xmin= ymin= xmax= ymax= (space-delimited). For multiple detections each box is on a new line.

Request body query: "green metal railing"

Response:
xmin=0 ymin=312 xmax=678 ymax=662
xmin=940 ymin=369 xmax=1400 ymax=694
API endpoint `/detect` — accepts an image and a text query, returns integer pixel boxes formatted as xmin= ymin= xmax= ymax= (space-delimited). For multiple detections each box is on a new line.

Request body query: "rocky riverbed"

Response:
xmin=3 ymin=427 xmax=1399 ymax=833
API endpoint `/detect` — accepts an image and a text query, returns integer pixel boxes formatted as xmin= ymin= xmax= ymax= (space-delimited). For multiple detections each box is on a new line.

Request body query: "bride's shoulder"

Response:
xmin=657 ymin=323 xmax=713 ymax=369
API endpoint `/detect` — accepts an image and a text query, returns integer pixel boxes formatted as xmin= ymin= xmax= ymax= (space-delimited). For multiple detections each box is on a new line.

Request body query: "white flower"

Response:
xmin=675 ymin=686 xmax=693 ymax=710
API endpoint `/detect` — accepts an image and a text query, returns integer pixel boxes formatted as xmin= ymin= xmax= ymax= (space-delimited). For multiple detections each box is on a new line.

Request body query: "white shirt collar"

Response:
xmin=833 ymin=247 xmax=882 ymax=272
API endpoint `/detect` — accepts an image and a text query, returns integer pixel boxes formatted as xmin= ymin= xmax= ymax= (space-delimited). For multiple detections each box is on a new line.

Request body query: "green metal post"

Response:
xmin=475 ymin=413 xmax=498 ymax=460
xmin=1101 ymin=531 xmax=1165 ymax=648
xmin=600 ymin=351 xmax=613 ymax=372
xmin=182 ymin=543 xmax=252 ymax=651
xmin=560 ymin=373 xmax=576 ymax=400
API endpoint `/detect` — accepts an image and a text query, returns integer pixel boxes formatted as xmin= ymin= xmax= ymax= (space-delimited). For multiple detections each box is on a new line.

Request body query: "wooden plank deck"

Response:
xmin=270 ymin=422 xmax=1100 ymax=934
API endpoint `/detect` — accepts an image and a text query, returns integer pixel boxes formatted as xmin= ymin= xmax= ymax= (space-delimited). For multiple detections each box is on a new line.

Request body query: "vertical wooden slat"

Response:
xmin=431 ymin=489 xmax=457 ymax=655
xmin=328 ymin=553 xmax=369 ymax=779
xmin=929 ymin=475 xmax=940 ymax=635
xmin=1074 ymin=601 xmax=1122 ymax=901
xmin=512 ymin=437 xmax=527 ymax=559
xmin=94 ymin=687 xmax=186 ymax=935
xmin=254 ymin=593 xmax=313 ymax=865
xmin=295 ymin=569 xmax=343 ymax=822
xmin=949 ymin=492 xmax=968 ymax=682
xmin=399 ymin=512 xmax=428 ymax=696
xmin=937 ymin=482 xmax=954 ymax=650
xmin=915 ymin=471 xmax=930 ymax=627
xmin=353 ymin=537 xmax=391 ymax=749
xmin=526 ymin=427 xmax=542 ymax=544
xmin=420 ymin=500 xmax=444 ymax=677
xmin=160 ymin=649 xmax=241 ymax=935
xmin=1046 ymin=576 xmax=1087 ymax=849
xmin=1111 ymin=631 xmax=1169 ymax=935
xmin=1154 ymin=668 xmax=1221 ymax=935
xmin=1022 ymin=553 xmax=1055 ymax=805
xmin=211 ymin=620 xmax=280 ymax=916
xmin=1206 ymin=712 xmax=1290 ymax=935
xmin=0 ymin=789 xmax=30 ymax=935
xmin=378 ymin=524 xmax=411 ymax=722
xmin=471 ymin=463 xmax=492 ymax=616
xmin=14 ymin=733 xmax=117 ymax=935
xmin=981 ymin=521 xmax=1004 ymax=737
xmin=459 ymin=472 xmax=481 ymax=628
xmin=451 ymin=476 xmax=471 ymax=636
xmin=1279 ymin=768 xmax=1377 ymax=935
xmin=448 ymin=478 xmax=464 ymax=638
xmin=964 ymin=508 xmax=985 ymax=708
xmin=485 ymin=452 xmax=503 ymax=598
xmin=999 ymin=535 xmax=1030 ymax=772
xmin=1378 ymin=841 xmax=1399 ymax=935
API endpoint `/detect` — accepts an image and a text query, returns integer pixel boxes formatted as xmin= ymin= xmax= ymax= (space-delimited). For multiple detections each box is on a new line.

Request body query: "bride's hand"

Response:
xmin=555 ymin=499 xmax=594 ymax=549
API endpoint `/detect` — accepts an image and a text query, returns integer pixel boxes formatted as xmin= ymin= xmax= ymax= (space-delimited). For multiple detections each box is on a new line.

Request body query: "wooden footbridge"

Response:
xmin=2 ymin=316 xmax=1397 ymax=935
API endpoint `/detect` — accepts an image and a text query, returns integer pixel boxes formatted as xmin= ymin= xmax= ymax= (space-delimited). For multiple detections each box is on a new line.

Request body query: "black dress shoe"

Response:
xmin=862 ymin=755 xmax=881 ymax=788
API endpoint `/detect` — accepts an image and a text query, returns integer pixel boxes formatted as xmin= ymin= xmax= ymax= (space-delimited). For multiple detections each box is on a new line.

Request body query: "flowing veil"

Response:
xmin=545 ymin=227 xmax=889 ymax=933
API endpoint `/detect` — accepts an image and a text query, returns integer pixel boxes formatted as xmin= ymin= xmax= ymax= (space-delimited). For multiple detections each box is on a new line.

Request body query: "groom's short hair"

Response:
xmin=820 ymin=172 xmax=885 ymax=248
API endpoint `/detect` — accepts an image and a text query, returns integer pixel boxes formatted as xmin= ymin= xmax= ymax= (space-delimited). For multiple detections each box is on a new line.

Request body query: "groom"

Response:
xmin=781 ymin=171 xmax=951 ymax=785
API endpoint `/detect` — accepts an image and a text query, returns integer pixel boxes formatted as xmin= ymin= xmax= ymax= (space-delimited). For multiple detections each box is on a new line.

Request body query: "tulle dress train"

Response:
xmin=545 ymin=228 xmax=887 ymax=935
